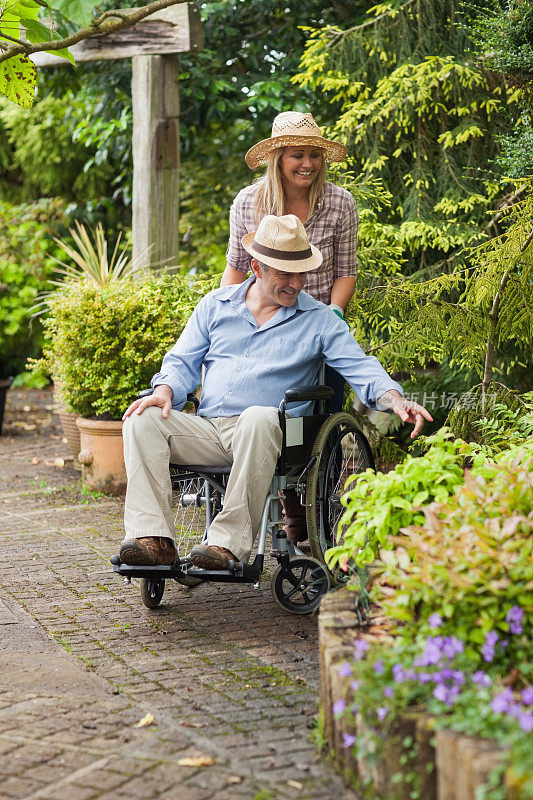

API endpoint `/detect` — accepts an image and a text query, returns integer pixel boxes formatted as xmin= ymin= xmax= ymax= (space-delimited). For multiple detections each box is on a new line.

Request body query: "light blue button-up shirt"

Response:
xmin=152 ymin=277 xmax=403 ymax=418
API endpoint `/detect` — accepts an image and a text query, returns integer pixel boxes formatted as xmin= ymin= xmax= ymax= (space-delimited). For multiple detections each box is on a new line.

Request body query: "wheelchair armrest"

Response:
xmin=137 ymin=388 xmax=199 ymax=412
xmin=283 ymin=385 xmax=335 ymax=404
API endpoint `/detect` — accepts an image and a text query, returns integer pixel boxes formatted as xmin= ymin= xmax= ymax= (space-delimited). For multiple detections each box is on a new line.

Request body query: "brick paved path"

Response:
xmin=0 ymin=390 xmax=356 ymax=800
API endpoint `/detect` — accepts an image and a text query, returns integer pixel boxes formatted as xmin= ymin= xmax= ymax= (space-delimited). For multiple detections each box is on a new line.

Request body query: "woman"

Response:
xmin=221 ymin=111 xmax=358 ymax=322
xmin=221 ymin=111 xmax=359 ymax=544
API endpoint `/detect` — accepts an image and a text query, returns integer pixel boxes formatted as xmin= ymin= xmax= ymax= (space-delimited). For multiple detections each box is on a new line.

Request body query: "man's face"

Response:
xmin=256 ymin=263 xmax=307 ymax=307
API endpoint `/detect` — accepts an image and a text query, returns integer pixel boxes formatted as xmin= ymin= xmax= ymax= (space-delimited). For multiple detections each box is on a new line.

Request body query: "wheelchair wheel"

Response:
xmin=271 ymin=556 xmax=330 ymax=615
xmin=171 ymin=470 xmax=222 ymax=554
xmin=305 ymin=412 xmax=374 ymax=582
xmin=140 ymin=577 xmax=165 ymax=609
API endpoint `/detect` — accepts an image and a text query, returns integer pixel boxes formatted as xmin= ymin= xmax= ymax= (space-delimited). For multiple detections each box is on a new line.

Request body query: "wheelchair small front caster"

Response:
xmin=271 ymin=556 xmax=330 ymax=615
xmin=140 ymin=577 xmax=165 ymax=609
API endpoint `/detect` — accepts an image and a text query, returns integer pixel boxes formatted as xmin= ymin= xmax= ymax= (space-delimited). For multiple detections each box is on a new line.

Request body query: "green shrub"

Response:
xmin=329 ymin=429 xmax=483 ymax=570
xmin=373 ymin=442 xmax=533 ymax=652
xmin=35 ymin=274 xmax=214 ymax=419
xmin=0 ymin=198 xmax=65 ymax=379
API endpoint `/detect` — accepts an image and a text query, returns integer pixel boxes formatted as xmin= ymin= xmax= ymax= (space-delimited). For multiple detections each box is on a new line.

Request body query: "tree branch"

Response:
xmin=0 ymin=0 xmax=187 ymax=64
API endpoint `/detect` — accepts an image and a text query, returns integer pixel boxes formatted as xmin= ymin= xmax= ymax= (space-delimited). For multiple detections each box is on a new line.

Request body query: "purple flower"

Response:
xmin=433 ymin=684 xmax=460 ymax=706
xmin=452 ymin=670 xmax=465 ymax=685
xmin=376 ymin=706 xmax=389 ymax=721
xmin=521 ymin=688 xmax=533 ymax=706
xmin=353 ymin=640 xmax=370 ymax=661
xmin=333 ymin=699 xmax=346 ymax=715
xmin=352 ymin=704 xmax=360 ymax=715
xmin=433 ymin=684 xmax=449 ymax=703
xmin=350 ymin=679 xmax=361 ymax=692
xmin=404 ymin=668 xmax=416 ymax=681
xmin=472 ymin=671 xmax=492 ymax=687
xmin=338 ymin=662 xmax=353 ymax=678
xmin=482 ymin=631 xmax=499 ymax=663
xmin=500 ymin=639 xmax=509 ymax=651
xmin=428 ymin=613 xmax=442 ymax=629
xmin=442 ymin=637 xmax=464 ymax=659
xmin=383 ymin=686 xmax=394 ymax=698
xmin=342 ymin=732 xmax=357 ymax=748
xmin=490 ymin=688 xmax=514 ymax=714
xmin=392 ymin=664 xmax=405 ymax=683
xmin=517 ymin=712 xmax=533 ymax=733
xmin=420 ymin=637 xmax=444 ymax=666
xmin=374 ymin=660 xmax=384 ymax=675
xmin=506 ymin=606 xmax=524 ymax=635
xmin=417 ymin=671 xmax=433 ymax=684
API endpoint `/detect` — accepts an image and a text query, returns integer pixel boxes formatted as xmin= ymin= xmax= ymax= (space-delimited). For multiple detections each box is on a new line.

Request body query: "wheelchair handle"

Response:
xmin=137 ymin=388 xmax=199 ymax=412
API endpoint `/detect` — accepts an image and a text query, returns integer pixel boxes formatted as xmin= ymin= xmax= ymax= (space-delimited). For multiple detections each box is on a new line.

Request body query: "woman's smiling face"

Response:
xmin=279 ymin=146 xmax=324 ymax=191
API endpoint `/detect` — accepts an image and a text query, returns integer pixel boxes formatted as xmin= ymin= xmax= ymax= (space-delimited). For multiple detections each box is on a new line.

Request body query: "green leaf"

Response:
xmin=0 ymin=54 xmax=36 ymax=108
xmin=20 ymin=18 xmax=53 ymax=42
xmin=48 ymin=0 xmax=96 ymax=26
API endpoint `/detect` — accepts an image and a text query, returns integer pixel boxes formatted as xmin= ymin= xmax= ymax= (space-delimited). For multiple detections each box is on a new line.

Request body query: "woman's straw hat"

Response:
xmin=242 ymin=214 xmax=323 ymax=273
xmin=245 ymin=111 xmax=347 ymax=169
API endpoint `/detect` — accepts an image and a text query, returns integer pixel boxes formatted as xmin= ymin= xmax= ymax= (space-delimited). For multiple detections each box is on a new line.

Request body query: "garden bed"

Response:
xmin=319 ymin=589 xmax=518 ymax=800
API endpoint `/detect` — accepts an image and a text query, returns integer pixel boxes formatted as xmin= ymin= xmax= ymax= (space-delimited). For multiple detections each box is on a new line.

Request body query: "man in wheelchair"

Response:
xmin=118 ymin=214 xmax=431 ymax=572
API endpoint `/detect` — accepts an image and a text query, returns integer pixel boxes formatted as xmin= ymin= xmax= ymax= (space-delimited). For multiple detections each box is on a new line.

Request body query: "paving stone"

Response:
xmin=0 ymin=390 xmax=356 ymax=800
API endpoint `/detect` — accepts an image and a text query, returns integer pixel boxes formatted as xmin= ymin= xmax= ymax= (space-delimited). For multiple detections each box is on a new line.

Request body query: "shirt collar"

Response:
xmin=215 ymin=275 xmax=320 ymax=318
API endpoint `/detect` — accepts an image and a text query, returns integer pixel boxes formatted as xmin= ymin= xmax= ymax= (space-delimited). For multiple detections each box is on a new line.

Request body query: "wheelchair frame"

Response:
xmin=111 ymin=379 xmax=374 ymax=615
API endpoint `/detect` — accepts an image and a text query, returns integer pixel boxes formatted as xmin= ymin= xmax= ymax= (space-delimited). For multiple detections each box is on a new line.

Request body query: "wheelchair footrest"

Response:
xmin=183 ymin=565 xmax=260 ymax=583
xmin=111 ymin=562 xmax=186 ymax=580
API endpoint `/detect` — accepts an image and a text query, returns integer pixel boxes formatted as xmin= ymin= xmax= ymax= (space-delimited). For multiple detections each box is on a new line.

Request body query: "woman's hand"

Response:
xmin=122 ymin=385 xmax=173 ymax=420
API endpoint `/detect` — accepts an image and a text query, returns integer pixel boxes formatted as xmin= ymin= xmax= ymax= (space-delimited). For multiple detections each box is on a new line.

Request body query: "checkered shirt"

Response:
xmin=226 ymin=181 xmax=359 ymax=305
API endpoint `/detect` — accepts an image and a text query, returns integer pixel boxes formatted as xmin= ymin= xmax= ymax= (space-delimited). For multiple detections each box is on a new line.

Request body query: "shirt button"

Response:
xmin=228 ymin=392 xmax=232 ymax=395
xmin=246 ymin=352 xmax=250 ymax=357
xmin=236 ymin=368 xmax=241 ymax=372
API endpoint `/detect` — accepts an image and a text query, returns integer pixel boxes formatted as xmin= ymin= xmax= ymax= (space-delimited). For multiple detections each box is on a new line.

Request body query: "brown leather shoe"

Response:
xmin=189 ymin=545 xmax=237 ymax=569
xmin=119 ymin=537 xmax=176 ymax=566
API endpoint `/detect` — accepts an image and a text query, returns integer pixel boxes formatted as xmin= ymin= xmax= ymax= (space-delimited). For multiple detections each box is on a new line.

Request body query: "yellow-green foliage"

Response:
xmin=36 ymin=274 xmax=214 ymax=419
xmin=373 ymin=441 xmax=533 ymax=644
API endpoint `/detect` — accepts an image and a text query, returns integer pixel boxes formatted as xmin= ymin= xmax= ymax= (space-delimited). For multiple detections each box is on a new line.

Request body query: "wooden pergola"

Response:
xmin=31 ymin=3 xmax=203 ymax=268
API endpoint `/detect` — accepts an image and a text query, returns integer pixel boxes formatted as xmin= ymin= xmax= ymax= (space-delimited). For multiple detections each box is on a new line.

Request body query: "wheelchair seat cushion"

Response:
xmin=170 ymin=463 xmax=232 ymax=476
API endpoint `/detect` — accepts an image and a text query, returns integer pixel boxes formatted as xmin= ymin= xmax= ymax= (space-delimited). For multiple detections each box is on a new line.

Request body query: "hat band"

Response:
xmin=252 ymin=241 xmax=312 ymax=261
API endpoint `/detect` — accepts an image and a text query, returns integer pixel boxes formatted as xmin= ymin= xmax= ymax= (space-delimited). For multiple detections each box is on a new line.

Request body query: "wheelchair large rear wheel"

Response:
xmin=305 ymin=412 xmax=374 ymax=583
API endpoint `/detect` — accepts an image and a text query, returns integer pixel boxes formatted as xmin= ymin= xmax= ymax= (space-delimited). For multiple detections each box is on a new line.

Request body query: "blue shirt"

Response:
xmin=152 ymin=278 xmax=403 ymax=418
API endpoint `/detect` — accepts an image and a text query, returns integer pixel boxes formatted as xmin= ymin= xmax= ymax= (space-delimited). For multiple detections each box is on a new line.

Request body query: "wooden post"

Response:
xmin=132 ymin=54 xmax=180 ymax=268
xmin=31 ymin=3 xmax=203 ymax=270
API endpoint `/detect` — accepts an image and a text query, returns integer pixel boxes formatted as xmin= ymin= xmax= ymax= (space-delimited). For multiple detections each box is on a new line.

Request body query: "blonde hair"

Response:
xmin=253 ymin=148 xmax=327 ymax=225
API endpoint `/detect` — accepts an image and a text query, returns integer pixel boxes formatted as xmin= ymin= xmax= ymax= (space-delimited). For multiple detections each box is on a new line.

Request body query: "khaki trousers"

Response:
xmin=122 ymin=406 xmax=283 ymax=562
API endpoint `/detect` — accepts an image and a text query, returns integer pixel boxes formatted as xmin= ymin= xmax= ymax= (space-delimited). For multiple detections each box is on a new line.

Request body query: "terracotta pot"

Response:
xmin=0 ymin=377 xmax=13 ymax=436
xmin=76 ymin=418 xmax=126 ymax=495
xmin=52 ymin=380 xmax=81 ymax=468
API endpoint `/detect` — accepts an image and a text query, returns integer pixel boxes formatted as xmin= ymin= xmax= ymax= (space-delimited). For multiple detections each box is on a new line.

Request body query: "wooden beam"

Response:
xmin=132 ymin=54 xmax=180 ymax=269
xmin=30 ymin=3 xmax=202 ymax=66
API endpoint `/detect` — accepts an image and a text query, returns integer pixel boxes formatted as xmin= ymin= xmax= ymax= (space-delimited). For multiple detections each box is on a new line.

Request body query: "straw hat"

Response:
xmin=242 ymin=214 xmax=323 ymax=273
xmin=245 ymin=111 xmax=347 ymax=169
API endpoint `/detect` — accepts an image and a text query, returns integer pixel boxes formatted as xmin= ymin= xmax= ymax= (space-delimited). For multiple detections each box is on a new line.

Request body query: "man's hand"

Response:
xmin=377 ymin=389 xmax=433 ymax=439
xmin=122 ymin=385 xmax=173 ymax=421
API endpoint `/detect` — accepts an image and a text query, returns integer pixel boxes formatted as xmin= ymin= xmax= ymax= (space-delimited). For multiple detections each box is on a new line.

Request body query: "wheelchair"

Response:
xmin=111 ymin=379 xmax=375 ymax=615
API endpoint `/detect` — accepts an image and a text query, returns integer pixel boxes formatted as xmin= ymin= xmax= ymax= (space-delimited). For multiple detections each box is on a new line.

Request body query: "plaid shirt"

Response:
xmin=226 ymin=181 xmax=358 ymax=305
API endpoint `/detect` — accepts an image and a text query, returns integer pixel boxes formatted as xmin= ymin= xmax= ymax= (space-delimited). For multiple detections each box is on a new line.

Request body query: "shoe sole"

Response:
xmin=189 ymin=553 xmax=231 ymax=570
xmin=119 ymin=543 xmax=175 ymax=567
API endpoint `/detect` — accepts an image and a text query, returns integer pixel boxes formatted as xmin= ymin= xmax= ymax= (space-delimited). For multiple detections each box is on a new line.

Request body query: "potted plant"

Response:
xmin=33 ymin=220 xmax=146 ymax=461
xmin=32 ymin=272 xmax=206 ymax=493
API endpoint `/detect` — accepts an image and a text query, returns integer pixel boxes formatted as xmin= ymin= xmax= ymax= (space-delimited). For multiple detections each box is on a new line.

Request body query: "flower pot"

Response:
xmin=52 ymin=380 xmax=81 ymax=468
xmin=0 ymin=377 xmax=13 ymax=436
xmin=76 ymin=418 xmax=126 ymax=495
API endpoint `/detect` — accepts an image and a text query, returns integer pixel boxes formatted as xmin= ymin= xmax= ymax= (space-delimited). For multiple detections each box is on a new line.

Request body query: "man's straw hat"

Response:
xmin=245 ymin=111 xmax=347 ymax=169
xmin=242 ymin=214 xmax=323 ymax=273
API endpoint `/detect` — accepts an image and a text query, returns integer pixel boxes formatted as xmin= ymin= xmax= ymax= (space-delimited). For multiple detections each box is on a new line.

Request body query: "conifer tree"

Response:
xmin=294 ymin=0 xmax=519 ymax=274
